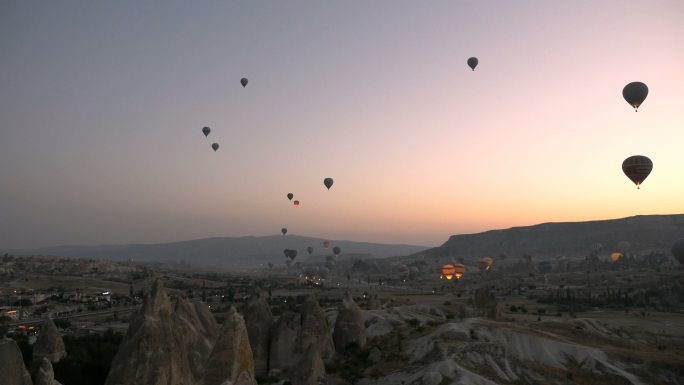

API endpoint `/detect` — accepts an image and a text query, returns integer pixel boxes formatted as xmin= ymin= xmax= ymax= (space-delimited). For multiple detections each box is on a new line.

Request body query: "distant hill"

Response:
xmin=420 ymin=214 xmax=684 ymax=260
xmin=9 ymin=235 xmax=428 ymax=268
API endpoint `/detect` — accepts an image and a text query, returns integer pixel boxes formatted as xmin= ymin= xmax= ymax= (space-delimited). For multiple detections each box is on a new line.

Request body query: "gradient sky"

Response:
xmin=1 ymin=1 xmax=683 ymax=249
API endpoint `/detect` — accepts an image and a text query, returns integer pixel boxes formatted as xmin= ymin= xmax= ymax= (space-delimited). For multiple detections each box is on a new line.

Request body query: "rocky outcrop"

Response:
xmin=202 ymin=307 xmax=257 ymax=385
xmin=0 ymin=338 xmax=33 ymax=385
xmin=32 ymin=318 xmax=66 ymax=363
xmin=104 ymin=279 xmax=198 ymax=385
xmin=269 ymin=311 xmax=302 ymax=371
xmin=333 ymin=292 xmax=366 ymax=352
xmin=175 ymin=298 xmax=218 ymax=378
xmin=292 ymin=344 xmax=326 ymax=385
xmin=33 ymin=357 xmax=62 ymax=385
xmin=299 ymin=297 xmax=335 ymax=363
xmin=244 ymin=291 xmax=273 ymax=375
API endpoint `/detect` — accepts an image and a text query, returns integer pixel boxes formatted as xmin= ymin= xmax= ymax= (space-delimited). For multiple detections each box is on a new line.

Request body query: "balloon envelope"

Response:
xmin=323 ymin=240 xmax=330 ymax=249
xmin=622 ymin=155 xmax=652 ymax=188
xmin=281 ymin=228 xmax=287 ymax=235
xmin=323 ymin=178 xmax=334 ymax=190
xmin=332 ymin=246 xmax=341 ymax=256
xmin=307 ymin=246 xmax=314 ymax=255
xmin=610 ymin=252 xmax=623 ymax=262
xmin=467 ymin=57 xmax=478 ymax=71
xmin=293 ymin=200 xmax=300 ymax=206
xmin=241 ymin=78 xmax=248 ymax=87
xmin=211 ymin=143 xmax=219 ymax=152
xmin=671 ymin=239 xmax=684 ymax=266
xmin=202 ymin=127 xmax=211 ymax=137
xmin=622 ymin=82 xmax=648 ymax=111
xmin=287 ymin=193 xmax=294 ymax=201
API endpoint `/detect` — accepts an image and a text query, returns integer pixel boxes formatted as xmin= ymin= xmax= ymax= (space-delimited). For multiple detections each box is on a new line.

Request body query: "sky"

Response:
xmin=1 ymin=1 xmax=683 ymax=249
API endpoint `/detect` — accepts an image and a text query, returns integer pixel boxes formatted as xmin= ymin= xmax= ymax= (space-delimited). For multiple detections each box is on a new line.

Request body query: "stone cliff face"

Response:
xmin=32 ymin=318 xmax=67 ymax=364
xmin=333 ymin=291 xmax=366 ymax=352
xmin=0 ymin=338 xmax=33 ymax=385
xmin=104 ymin=279 xmax=214 ymax=385
xmin=175 ymin=298 xmax=219 ymax=379
xmin=244 ymin=291 xmax=273 ymax=376
xmin=269 ymin=311 xmax=302 ymax=372
xmin=292 ymin=344 xmax=326 ymax=385
xmin=299 ymin=297 xmax=335 ymax=363
xmin=33 ymin=357 xmax=62 ymax=385
xmin=201 ymin=307 xmax=257 ymax=385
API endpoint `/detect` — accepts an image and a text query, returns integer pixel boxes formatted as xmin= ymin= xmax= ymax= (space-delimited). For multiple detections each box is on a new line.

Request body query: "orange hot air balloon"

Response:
xmin=440 ymin=264 xmax=456 ymax=280
xmin=293 ymin=200 xmax=300 ymax=206
xmin=610 ymin=252 xmax=623 ymax=262
xmin=622 ymin=155 xmax=652 ymax=189
xmin=323 ymin=240 xmax=330 ymax=249
xmin=475 ymin=256 xmax=494 ymax=272
xmin=453 ymin=263 xmax=466 ymax=279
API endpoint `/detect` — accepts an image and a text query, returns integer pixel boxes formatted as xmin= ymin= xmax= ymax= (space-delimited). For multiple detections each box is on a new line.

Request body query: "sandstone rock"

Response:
xmin=366 ymin=294 xmax=380 ymax=310
xmin=333 ymin=292 xmax=366 ymax=352
xmin=244 ymin=291 xmax=273 ymax=375
xmin=269 ymin=311 xmax=302 ymax=371
xmin=33 ymin=357 xmax=62 ymax=385
xmin=299 ymin=297 xmax=334 ymax=363
xmin=0 ymin=338 xmax=33 ymax=385
xmin=422 ymin=371 xmax=442 ymax=385
xmin=367 ymin=346 xmax=381 ymax=364
xmin=292 ymin=344 xmax=326 ymax=385
xmin=175 ymin=297 xmax=218 ymax=379
xmin=104 ymin=279 xmax=198 ymax=385
xmin=202 ymin=307 xmax=257 ymax=385
xmin=32 ymin=318 xmax=66 ymax=363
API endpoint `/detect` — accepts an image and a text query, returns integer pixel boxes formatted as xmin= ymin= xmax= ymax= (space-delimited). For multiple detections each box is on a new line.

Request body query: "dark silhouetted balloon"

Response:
xmin=281 ymin=228 xmax=287 ymax=235
xmin=293 ymin=200 xmax=300 ymax=206
xmin=671 ymin=239 xmax=684 ymax=266
xmin=307 ymin=246 xmax=314 ymax=255
xmin=622 ymin=155 xmax=652 ymax=188
xmin=268 ymin=262 xmax=274 ymax=269
xmin=333 ymin=246 xmax=341 ymax=256
xmin=323 ymin=178 xmax=334 ymax=190
xmin=241 ymin=78 xmax=248 ymax=88
xmin=212 ymin=143 xmax=219 ymax=152
xmin=287 ymin=193 xmax=294 ymax=201
xmin=323 ymin=240 xmax=330 ymax=249
xmin=622 ymin=82 xmax=648 ymax=111
xmin=202 ymin=127 xmax=211 ymax=137
xmin=283 ymin=249 xmax=297 ymax=260
xmin=610 ymin=252 xmax=623 ymax=262
xmin=467 ymin=57 xmax=478 ymax=71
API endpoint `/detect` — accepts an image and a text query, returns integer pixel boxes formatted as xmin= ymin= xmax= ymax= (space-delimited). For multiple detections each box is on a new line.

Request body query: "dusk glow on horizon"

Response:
xmin=1 ymin=1 xmax=683 ymax=248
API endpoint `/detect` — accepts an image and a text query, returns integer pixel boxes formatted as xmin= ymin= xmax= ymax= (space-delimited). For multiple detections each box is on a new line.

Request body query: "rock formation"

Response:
xmin=269 ymin=311 xmax=302 ymax=371
xmin=32 ymin=318 xmax=66 ymax=363
xmin=244 ymin=291 xmax=273 ymax=376
xmin=104 ymin=279 xmax=200 ymax=385
xmin=333 ymin=291 xmax=366 ymax=352
xmin=202 ymin=307 xmax=257 ymax=385
xmin=33 ymin=357 xmax=62 ymax=385
xmin=175 ymin=298 xmax=218 ymax=378
xmin=299 ymin=297 xmax=335 ymax=363
xmin=292 ymin=344 xmax=326 ymax=385
xmin=0 ymin=337 xmax=33 ymax=385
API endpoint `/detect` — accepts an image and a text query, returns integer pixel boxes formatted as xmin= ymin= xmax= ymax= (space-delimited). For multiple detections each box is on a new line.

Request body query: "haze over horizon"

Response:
xmin=2 ymin=1 xmax=684 ymax=249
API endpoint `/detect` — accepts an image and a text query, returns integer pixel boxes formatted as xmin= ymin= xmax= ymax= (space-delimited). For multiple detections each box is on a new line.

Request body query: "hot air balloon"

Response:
xmin=323 ymin=178 xmax=334 ymax=190
xmin=617 ymin=241 xmax=631 ymax=253
xmin=475 ymin=257 xmax=494 ymax=272
xmin=467 ymin=57 xmax=478 ymax=71
xmin=610 ymin=252 xmax=623 ymax=262
xmin=307 ymin=246 xmax=314 ymax=255
xmin=287 ymin=193 xmax=294 ymax=201
xmin=293 ymin=200 xmax=300 ymax=207
xmin=268 ymin=262 xmax=274 ymax=269
xmin=323 ymin=240 xmax=330 ymax=249
xmin=202 ymin=126 xmax=211 ymax=137
xmin=396 ymin=264 xmax=409 ymax=280
xmin=281 ymin=228 xmax=288 ymax=235
xmin=409 ymin=266 xmax=419 ymax=279
xmin=622 ymin=82 xmax=648 ymax=111
xmin=453 ymin=264 xmax=466 ymax=279
xmin=440 ymin=264 xmax=456 ymax=280
xmin=212 ymin=143 xmax=219 ymax=152
xmin=283 ymin=249 xmax=298 ymax=260
xmin=622 ymin=155 xmax=652 ymax=188
xmin=590 ymin=242 xmax=603 ymax=252
xmin=671 ymin=239 xmax=684 ymax=266
xmin=333 ymin=246 xmax=341 ymax=257
xmin=319 ymin=266 xmax=330 ymax=278
xmin=241 ymin=78 xmax=248 ymax=88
